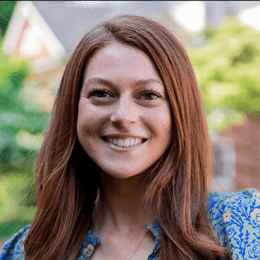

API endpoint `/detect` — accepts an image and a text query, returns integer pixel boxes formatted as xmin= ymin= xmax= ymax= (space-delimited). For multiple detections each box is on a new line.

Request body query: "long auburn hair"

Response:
xmin=24 ymin=15 xmax=228 ymax=260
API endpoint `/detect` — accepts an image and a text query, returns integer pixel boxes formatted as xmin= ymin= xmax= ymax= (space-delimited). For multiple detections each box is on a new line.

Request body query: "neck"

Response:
xmin=93 ymin=171 xmax=156 ymax=234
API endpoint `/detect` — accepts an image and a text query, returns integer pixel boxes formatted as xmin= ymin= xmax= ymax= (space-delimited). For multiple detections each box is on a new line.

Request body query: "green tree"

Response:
xmin=0 ymin=1 xmax=17 ymax=36
xmin=0 ymin=44 xmax=51 ymax=228
xmin=189 ymin=19 xmax=260 ymax=132
xmin=0 ymin=45 xmax=50 ymax=175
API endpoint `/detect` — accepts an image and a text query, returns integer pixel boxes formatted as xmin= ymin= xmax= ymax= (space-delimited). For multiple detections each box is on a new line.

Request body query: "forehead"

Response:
xmin=83 ymin=43 xmax=162 ymax=83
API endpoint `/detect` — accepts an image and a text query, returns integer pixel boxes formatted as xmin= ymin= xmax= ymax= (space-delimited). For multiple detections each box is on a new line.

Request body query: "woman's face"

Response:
xmin=77 ymin=43 xmax=172 ymax=179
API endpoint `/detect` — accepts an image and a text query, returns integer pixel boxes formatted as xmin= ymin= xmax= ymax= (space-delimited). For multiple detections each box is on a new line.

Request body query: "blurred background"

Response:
xmin=1 ymin=1 xmax=260 ymax=246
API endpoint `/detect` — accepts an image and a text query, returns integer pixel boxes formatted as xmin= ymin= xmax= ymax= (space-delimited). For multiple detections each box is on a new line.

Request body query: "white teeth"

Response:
xmin=118 ymin=139 xmax=124 ymax=147
xmin=134 ymin=138 xmax=141 ymax=145
xmin=112 ymin=138 xmax=117 ymax=145
xmin=130 ymin=139 xmax=135 ymax=146
xmin=105 ymin=137 xmax=144 ymax=147
xmin=124 ymin=139 xmax=130 ymax=147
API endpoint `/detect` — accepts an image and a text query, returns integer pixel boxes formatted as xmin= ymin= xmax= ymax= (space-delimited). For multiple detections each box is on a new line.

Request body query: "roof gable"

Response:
xmin=32 ymin=1 xmax=175 ymax=54
xmin=3 ymin=1 xmax=65 ymax=73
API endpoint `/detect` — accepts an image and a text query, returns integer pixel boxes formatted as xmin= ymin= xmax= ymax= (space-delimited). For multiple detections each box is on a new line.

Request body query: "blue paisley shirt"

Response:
xmin=1 ymin=189 xmax=260 ymax=260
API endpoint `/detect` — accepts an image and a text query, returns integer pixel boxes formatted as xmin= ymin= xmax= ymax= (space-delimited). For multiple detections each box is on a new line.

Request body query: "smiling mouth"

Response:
xmin=101 ymin=137 xmax=147 ymax=148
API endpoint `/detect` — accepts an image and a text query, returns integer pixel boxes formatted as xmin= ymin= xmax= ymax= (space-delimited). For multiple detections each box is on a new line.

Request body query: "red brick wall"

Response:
xmin=220 ymin=115 xmax=260 ymax=191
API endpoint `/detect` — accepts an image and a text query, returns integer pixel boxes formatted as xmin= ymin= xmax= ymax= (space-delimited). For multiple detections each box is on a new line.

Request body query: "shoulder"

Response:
xmin=0 ymin=225 xmax=30 ymax=260
xmin=208 ymin=189 xmax=260 ymax=215
xmin=207 ymin=189 xmax=260 ymax=259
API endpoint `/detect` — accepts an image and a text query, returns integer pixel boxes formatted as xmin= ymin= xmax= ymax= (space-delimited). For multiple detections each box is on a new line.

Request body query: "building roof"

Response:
xmin=32 ymin=1 xmax=176 ymax=55
xmin=5 ymin=1 xmax=260 ymax=70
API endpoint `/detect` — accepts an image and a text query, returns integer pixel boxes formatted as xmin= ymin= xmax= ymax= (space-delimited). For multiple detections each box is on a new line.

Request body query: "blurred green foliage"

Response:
xmin=0 ymin=44 xmax=49 ymax=237
xmin=0 ymin=45 xmax=50 ymax=174
xmin=0 ymin=1 xmax=46 ymax=236
xmin=0 ymin=173 xmax=36 ymax=220
xmin=189 ymin=19 xmax=260 ymax=132
xmin=0 ymin=1 xmax=17 ymax=36
xmin=0 ymin=173 xmax=36 ymax=238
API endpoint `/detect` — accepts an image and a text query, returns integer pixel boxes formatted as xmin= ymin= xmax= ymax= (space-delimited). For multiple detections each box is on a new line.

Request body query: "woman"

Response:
xmin=1 ymin=15 xmax=260 ymax=260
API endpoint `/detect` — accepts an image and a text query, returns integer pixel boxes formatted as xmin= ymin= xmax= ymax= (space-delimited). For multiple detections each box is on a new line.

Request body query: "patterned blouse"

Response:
xmin=1 ymin=189 xmax=260 ymax=260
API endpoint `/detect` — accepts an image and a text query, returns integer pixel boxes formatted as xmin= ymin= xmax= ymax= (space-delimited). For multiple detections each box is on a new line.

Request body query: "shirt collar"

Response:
xmin=78 ymin=219 xmax=162 ymax=259
xmin=143 ymin=219 xmax=162 ymax=258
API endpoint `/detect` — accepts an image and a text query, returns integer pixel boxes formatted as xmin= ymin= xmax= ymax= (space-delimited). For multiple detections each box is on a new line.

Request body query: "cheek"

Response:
xmin=161 ymin=105 xmax=173 ymax=139
xmin=158 ymin=119 xmax=172 ymax=149
xmin=77 ymin=102 xmax=101 ymax=160
xmin=77 ymin=101 xmax=106 ymax=136
xmin=147 ymin=106 xmax=172 ymax=141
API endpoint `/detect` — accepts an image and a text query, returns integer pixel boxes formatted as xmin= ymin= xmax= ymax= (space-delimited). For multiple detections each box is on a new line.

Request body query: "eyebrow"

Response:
xmin=83 ymin=77 xmax=164 ymax=90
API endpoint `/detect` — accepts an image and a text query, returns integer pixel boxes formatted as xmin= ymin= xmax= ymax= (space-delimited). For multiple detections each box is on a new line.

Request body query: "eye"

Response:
xmin=140 ymin=90 xmax=161 ymax=101
xmin=88 ymin=89 xmax=111 ymax=99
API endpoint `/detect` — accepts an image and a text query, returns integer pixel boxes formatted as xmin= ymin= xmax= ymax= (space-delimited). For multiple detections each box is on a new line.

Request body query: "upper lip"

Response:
xmin=101 ymin=134 xmax=147 ymax=139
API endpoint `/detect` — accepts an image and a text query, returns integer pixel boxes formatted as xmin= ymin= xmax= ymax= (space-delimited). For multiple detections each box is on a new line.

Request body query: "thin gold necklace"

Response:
xmin=128 ymin=230 xmax=148 ymax=260
xmin=94 ymin=228 xmax=148 ymax=260
xmin=92 ymin=196 xmax=149 ymax=259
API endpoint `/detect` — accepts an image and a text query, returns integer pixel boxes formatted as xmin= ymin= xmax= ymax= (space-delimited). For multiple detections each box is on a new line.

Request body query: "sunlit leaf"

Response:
xmin=189 ymin=19 xmax=260 ymax=132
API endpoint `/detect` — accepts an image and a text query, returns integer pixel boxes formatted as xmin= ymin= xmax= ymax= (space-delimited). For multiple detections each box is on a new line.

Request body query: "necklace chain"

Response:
xmin=94 ymin=228 xmax=148 ymax=260
xmin=128 ymin=230 xmax=148 ymax=260
xmin=92 ymin=199 xmax=149 ymax=259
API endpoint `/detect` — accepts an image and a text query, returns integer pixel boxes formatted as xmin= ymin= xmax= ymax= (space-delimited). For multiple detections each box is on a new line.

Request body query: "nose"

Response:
xmin=110 ymin=96 xmax=138 ymax=127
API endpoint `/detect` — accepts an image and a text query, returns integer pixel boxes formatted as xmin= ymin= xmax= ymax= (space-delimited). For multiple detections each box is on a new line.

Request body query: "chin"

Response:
xmin=99 ymin=166 xmax=148 ymax=180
